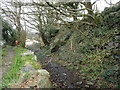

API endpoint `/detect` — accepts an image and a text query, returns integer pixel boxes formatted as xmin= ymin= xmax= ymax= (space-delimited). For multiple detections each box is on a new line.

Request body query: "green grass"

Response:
xmin=2 ymin=47 xmax=8 ymax=56
xmin=0 ymin=45 xmax=12 ymax=63
xmin=0 ymin=46 xmax=8 ymax=67
xmin=1 ymin=45 xmax=11 ymax=57
xmin=1 ymin=46 xmax=41 ymax=89
xmin=1 ymin=47 xmax=27 ymax=88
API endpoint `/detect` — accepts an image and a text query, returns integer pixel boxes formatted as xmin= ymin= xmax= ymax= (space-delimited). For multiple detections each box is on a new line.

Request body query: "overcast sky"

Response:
xmin=0 ymin=0 xmax=119 ymax=33
xmin=91 ymin=0 xmax=119 ymax=11
xmin=1 ymin=0 xmax=119 ymax=11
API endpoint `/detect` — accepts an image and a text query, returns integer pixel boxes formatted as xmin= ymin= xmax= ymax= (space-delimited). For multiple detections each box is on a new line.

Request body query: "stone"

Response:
xmin=37 ymin=69 xmax=49 ymax=75
xmin=36 ymin=70 xmax=51 ymax=88
xmin=32 ymin=55 xmax=37 ymax=61
xmin=21 ymin=65 xmax=36 ymax=71
xmin=85 ymin=85 xmax=89 ymax=88
xmin=63 ymin=73 xmax=67 ymax=76
xmin=9 ymin=70 xmax=52 ymax=88
xmin=86 ymin=81 xmax=94 ymax=85
xmin=76 ymin=81 xmax=83 ymax=85
xmin=20 ymin=50 xmax=34 ymax=56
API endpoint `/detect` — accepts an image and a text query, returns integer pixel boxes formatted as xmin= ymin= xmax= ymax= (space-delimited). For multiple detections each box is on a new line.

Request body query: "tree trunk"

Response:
xmin=16 ymin=3 xmax=26 ymax=47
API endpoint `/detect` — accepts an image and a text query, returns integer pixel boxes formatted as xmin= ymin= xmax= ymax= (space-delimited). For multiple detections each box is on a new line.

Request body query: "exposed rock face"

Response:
xmin=9 ymin=70 xmax=52 ymax=88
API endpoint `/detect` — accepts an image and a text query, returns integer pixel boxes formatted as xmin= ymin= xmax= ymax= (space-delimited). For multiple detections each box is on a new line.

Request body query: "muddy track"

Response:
xmin=28 ymin=46 xmax=96 ymax=89
xmin=37 ymin=56 xmax=95 ymax=89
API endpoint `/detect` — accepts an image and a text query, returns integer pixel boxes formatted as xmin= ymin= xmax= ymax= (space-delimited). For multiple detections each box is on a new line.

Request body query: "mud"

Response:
xmin=37 ymin=56 xmax=95 ymax=89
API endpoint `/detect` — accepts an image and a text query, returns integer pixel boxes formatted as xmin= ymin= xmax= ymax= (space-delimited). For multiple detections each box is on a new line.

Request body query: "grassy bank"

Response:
xmin=1 ymin=46 xmax=41 ymax=88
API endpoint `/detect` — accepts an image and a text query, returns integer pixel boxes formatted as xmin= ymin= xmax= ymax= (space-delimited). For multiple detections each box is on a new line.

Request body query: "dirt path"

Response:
xmin=0 ymin=46 xmax=15 ymax=81
xmin=36 ymin=55 xmax=96 ymax=89
xmin=27 ymin=45 xmax=96 ymax=89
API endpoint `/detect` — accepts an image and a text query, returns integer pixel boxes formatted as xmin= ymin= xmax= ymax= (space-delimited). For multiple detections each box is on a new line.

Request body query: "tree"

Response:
xmin=1 ymin=0 xmax=26 ymax=47
xmin=1 ymin=0 xmax=99 ymax=49
xmin=1 ymin=17 xmax=16 ymax=45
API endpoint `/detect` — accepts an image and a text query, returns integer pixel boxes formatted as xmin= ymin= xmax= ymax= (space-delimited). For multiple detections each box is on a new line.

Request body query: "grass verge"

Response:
xmin=1 ymin=46 xmax=41 ymax=89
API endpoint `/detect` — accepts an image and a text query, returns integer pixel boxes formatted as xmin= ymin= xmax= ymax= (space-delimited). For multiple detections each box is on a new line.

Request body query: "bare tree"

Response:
xmin=0 ymin=0 xmax=100 ymax=50
xmin=1 ymin=0 xmax=26 ymax=47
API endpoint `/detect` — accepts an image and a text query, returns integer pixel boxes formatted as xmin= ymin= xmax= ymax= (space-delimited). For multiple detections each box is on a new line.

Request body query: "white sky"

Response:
xmin=0 ymin=0 xmax=119 ymax=33
xmin=1 ymin=0 xmax=120 ymax=11
xmin=91 ymin=0 xmax=119 ymax=11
